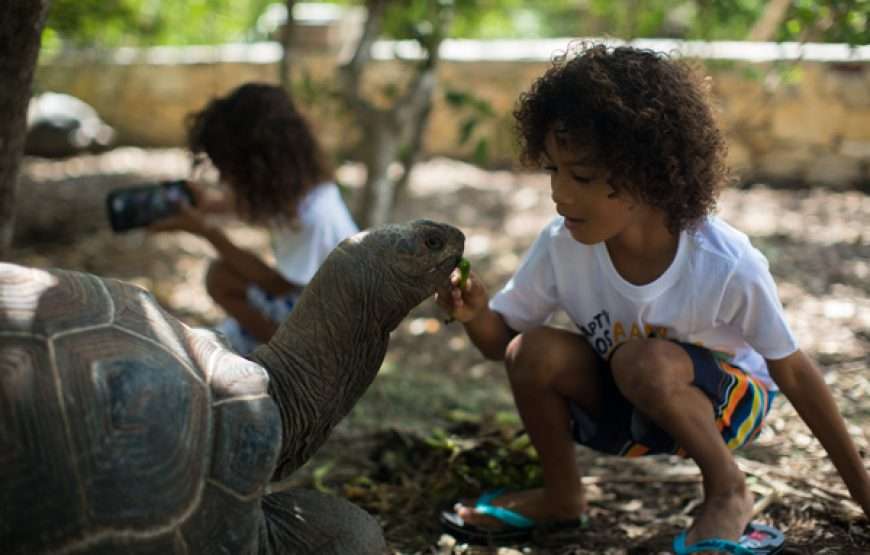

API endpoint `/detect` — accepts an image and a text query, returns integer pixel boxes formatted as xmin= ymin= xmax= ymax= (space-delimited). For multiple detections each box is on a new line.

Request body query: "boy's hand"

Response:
xmin=148 ymin=202 xmax=209 ymax=236
xmin=186 ymin=180 xmax=234 ymax=214
xmin=435 ymin=265 xmax=489 ymax=324
xmin=769 ymin=351 xmax=870 ymax=519
xmin=183 ymin=180 xmax=208 ymax=207
xmin=148 ymin=179 xmax=222 ymax=236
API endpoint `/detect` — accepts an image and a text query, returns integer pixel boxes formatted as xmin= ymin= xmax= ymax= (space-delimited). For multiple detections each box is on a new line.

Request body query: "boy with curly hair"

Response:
xmin=151 ymin=83 xmax=358 ymax=354
xmin=437 ymin=44 xmax=869 ymax=551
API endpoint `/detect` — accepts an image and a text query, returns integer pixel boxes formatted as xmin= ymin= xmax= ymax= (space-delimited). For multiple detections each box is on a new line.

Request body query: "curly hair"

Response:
xmin=187 ymin=83 xmax=332 ymax=223
xmin=514 ymin=43 xmax=730 ymax=233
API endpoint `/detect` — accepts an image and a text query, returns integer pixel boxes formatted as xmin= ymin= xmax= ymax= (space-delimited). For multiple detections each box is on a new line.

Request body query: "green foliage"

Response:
xmin=342 ymin=415 xmax=543 ymax=512
xmin=43 ymin=0 xmax=868 ymax=49
xmin=45 ymin=0 xmax=273 ymax=49
xmin=690 ymin=0 xmax=767 ymax=41
xmin=692 ymin=0 xmax=868 ymax=44
xmin=380 ymin=0 xmax=455 ymax=46
xmin=444 ymin=85 xmax=496 ymax=165
xmin=778 ymin=0 xmax=869 ymax=45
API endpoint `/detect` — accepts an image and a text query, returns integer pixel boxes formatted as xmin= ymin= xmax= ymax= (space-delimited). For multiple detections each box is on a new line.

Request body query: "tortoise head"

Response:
xmin=325 ymin=219 xmax=465 ymax=330
xmin=253 ymin=220 xmax=463 ymax=479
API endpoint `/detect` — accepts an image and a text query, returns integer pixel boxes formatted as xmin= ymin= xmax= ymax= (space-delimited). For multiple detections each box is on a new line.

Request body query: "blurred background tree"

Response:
xmin=42 ymin=0 xmax=868 ymax=50
xmin=334 ymin=0 xmax=455 ymax=227
xmin=42 ymin=0 xmax=273 ymax=51
xmin=31 ymin=0 xmax=866 ymax=227
xmin=0 ymin=1 xmax=50 ymax=256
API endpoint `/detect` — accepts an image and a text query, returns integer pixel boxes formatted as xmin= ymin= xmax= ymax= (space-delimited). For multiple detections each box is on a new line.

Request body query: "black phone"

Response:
xmin=106 ymin=180 xmax=194 ymax=232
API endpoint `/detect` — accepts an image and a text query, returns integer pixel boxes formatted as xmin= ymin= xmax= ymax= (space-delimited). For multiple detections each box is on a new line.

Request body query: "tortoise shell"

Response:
xmin=0 ymin=262 xmax=282 ymax=553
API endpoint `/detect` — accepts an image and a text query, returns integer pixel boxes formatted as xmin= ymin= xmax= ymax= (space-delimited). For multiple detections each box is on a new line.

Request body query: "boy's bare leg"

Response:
xmin=610 ymin=339 xmax=754 ymax=546
xmin=206 ymin=259 xmax=278 ymax=342
xmin=456 ymin=327 xmax=602 ymax=527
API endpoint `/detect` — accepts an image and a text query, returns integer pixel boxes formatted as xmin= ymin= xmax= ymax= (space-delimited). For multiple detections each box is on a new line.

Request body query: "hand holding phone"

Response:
xmin=106 ymin=180 xmax=195 ymax=233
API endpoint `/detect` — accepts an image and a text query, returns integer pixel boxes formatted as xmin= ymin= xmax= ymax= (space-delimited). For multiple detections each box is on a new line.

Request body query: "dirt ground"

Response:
xmin=9 ymin=148 xmax=870 ymax=554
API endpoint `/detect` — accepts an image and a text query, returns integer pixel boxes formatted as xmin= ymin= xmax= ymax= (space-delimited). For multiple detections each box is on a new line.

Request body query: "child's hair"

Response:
xmin=186 ymin=82 xmax=332 ymax=222
xmin=514 ymin=43 xmax=729 ymax=233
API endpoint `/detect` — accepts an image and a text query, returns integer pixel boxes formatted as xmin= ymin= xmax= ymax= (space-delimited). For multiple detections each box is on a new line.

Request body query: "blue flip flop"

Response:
xmin=439 ymin=488 xmax=589 ymax=546
xmin=673 ymin=522 xmax=785 ymax=554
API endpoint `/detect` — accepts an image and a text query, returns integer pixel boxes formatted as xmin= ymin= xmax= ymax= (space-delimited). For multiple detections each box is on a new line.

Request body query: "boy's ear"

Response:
xmin=608 ymin=187 xmax=640 ymax=211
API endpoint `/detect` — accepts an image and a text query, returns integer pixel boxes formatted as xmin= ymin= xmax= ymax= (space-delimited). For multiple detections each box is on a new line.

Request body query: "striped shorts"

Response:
xmin=213 ymin=284 xmax=297 ymax=355
xmin=568 ymin=341 xmax=776 ymax=457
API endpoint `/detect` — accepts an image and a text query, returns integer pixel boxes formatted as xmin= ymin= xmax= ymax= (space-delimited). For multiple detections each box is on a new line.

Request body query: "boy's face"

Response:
xmin=543 ymin=128 xmax=637 ymax=245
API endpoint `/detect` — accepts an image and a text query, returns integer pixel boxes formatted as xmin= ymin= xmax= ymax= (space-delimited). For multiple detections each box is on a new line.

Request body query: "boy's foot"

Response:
xmin=453 ymin=488 xmax=586 ymax=530
xmin=674 ymin=522 xmax=785 ymax=555
xmin=441 ymin=488 xmax=589 ymax=546
xmin=684 ymin=485 xmax=755 ymax=548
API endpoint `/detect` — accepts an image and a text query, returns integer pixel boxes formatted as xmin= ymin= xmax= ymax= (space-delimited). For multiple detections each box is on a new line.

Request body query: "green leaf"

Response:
xmin=472 ymin=139 xmax=490 ymax=166
xmin=445 ymin=89 xmax=470 ymax=107
xmin=312 ymin=461 xmax=336 ymax=493
xmin=458 ymin=117 xmax=478 ymax=146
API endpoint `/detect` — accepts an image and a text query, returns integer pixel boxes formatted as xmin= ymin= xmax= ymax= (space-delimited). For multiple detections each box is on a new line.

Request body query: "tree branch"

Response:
xmin=746 ymin=0 xmax=792 ymax=42
xmin=0 ymin=1 xmax=51 ymax=256
xmin=338 ymin=0 xmax=387 ymax=117
xmin=279 ymin=0 xmax=296 ymax=91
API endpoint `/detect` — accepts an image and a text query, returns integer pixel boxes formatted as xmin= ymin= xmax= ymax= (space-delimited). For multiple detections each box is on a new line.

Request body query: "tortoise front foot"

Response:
xmin=259 ymin=489 xmax=386 ymax=555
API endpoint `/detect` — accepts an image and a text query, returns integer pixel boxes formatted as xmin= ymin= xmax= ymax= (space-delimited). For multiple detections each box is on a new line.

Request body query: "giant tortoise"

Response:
xmin=0 ymin=219 xmax=465 ymax=554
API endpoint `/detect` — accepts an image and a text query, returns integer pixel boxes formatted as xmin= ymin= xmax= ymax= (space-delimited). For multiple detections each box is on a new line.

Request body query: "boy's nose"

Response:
xmin=550 ymin=177 xmax=573 ymax=205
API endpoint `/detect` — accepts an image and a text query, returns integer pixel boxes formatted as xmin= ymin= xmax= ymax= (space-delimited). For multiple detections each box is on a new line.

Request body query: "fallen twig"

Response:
xmin=581 ymin=474 xmax=700 ymax=485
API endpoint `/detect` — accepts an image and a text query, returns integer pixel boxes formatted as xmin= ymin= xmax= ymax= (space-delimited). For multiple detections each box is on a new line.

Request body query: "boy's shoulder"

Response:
xmin=300 ymin=182 xmax=348 ymax=217
xmin=689 ymin=216 xmax=755 ymax=264
xmin=687 ymin=216 xmax=773 ymax=284
xmin=303 ymin=181 xmax=339 ymax=204
xmin=537 ymin=217 xmax=595 ymax=255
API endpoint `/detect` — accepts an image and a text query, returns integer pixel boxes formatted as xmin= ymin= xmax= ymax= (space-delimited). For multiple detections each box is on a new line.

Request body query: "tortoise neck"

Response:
xmin=251 ymin=272 xmax=388 ymax=480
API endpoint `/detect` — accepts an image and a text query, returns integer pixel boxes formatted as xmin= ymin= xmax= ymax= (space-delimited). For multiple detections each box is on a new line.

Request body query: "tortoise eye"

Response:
xmin=425 ymin=235 xmax=445 ymax=251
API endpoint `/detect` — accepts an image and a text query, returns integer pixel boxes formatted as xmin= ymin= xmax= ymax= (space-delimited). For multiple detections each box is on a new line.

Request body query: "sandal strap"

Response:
xmin=674 ymin=530 xmax=755 ymax=555
xmin=475 ymin=489 xmax=536 ymax=529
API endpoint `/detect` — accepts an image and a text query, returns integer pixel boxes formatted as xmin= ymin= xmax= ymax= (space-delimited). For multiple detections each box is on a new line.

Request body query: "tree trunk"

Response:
xmin=338 ymin=0 xmax=448 ymax=228
xmin=279 ymin=0 xmax=296 ymax=91
xmin=0 ymin=1 xmax=50 ymax=258
xmin=393 ymin=82 xmax=434 ymax=205
xmin=359 ymin=121 xmax=402 ymax=228
xmin=746 ymin=0 xmax=792 ymax=42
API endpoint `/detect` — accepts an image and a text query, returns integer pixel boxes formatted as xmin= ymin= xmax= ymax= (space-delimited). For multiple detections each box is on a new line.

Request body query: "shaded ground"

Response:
xmin=10 ymin=149 xmax=870 ymax=554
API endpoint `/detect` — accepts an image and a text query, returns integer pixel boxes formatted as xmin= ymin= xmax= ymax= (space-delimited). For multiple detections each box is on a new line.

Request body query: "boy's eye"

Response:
xmin=571 ymin=174 xmax=592 ymax=183
xmin=542 ymin=165 xmax=557 ymax=174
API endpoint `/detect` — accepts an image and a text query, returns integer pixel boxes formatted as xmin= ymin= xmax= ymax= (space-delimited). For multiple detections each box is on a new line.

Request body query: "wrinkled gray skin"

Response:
xmin=0 ymin=220 xmax=464 ymax=554
xmin=254 ymin=219 xmax=465 ymax=551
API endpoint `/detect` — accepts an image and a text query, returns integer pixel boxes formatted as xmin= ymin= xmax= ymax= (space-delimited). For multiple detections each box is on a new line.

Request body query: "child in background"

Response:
xmin=151 ymin=83 xmax=358 ymax=354
xmin=437 ymin=44 xmax=869 ymax=552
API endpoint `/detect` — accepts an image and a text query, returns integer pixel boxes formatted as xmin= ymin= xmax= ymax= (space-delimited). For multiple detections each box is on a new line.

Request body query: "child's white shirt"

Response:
xmin=270 ymin=182 xmax=358 ymax=286
xmin=490 ymin=216 xmax=798 ymax=390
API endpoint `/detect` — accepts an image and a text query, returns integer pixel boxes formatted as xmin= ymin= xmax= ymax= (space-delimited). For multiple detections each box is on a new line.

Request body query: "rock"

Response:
xmin=25 ymin=92 xmax=116 ymax=158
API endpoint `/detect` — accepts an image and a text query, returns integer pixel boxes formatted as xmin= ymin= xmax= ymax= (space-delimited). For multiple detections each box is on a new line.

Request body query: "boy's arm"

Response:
xmin=151 ymin=203 xmax=295 ymax=293
xmin=199 ymin=191 xmax=235 ymax=215
xmin=768 ymin=350 xmax=870 ymax=517
xmin=437 ymin=269 xmax=516 ymax=361
xmin=183 ymin=180 xmax=235 ymax=215
xmin=463 ymin=306 xmax=516 ymax=361
xmin=201 ymin=224 xmax=302 ymax=295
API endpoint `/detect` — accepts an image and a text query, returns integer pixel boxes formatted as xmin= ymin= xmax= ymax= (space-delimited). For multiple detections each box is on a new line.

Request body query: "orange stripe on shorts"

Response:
xmin=718 ymin=361 xmax=748 ymax=429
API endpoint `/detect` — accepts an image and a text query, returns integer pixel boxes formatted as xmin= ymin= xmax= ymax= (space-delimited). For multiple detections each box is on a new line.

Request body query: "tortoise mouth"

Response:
xmin=434 ymin=254 xmax=463 ymax=276
xmin=419 ymin=254 xmax=462 ymax=285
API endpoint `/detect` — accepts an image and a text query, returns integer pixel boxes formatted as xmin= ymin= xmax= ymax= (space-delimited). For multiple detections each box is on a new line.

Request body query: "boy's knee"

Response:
xmin=611 ymin=339 xmax=691 ymax=406
xmin=504 ymin=327 xmax=580 ymax=388
xmin=205 ymin=259 xmax=242 ymax=300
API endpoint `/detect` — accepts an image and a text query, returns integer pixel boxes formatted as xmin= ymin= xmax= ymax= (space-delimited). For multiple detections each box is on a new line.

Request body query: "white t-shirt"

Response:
xmin=490 ymin=216 xmax=798 ymax=390
xmin=270 ymin=182 xmax=358 ymax=286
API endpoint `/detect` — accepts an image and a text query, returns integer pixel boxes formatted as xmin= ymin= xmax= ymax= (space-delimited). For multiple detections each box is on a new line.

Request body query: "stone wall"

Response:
xmin=35 ymin=38 xmax=870 ymax=188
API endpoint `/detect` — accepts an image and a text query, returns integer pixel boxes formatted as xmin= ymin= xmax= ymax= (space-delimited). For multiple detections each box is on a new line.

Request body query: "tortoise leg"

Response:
xmin=258 ymin=489 xmax=386 ymax=555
